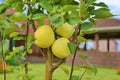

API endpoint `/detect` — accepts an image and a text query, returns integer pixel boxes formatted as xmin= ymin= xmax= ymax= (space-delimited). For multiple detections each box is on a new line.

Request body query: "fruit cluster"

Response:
xmin=34 ymin=23 xmax=74 ymax=59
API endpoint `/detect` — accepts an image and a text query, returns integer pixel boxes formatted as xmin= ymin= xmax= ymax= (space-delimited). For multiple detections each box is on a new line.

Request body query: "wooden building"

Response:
xmin=66 ymin=18 xmax=120 ymax=67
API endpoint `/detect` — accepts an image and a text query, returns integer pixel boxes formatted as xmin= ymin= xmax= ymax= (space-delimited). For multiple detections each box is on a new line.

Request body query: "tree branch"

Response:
xmin=69 ymin=24 xmax=81 ymax=80
xmin=79 ymin=68 xmax=87 ymax=80
xmin=1 ymin=28 xmax=6 ymax=80
xmin=39 ymin=48 xmax=47 ymax=58
xmin=52 ymin=59 xmax=65 ymax=71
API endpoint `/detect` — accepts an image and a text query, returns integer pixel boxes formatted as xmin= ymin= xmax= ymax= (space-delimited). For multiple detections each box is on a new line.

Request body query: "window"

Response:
xmin=79 ymin=40 xmax=94 ymax=51
xmin=115 ymin=40 xmax=120 ymax=52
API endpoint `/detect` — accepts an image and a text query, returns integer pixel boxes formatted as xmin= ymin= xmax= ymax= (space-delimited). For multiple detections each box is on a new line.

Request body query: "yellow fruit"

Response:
xmin=52 ymin=38 xmax=70 ymax=58
xmin=55 ymin=23 xmax=74 ymax=38
xmin=34 ymin=40 xmax=43 ymax=48
xmin=34 ymin=25 xmax=55 ymax=48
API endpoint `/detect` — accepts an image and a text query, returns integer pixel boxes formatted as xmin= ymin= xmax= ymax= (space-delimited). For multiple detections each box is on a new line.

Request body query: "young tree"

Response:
xmin=0 ymin=0 xmax=114 ymax=80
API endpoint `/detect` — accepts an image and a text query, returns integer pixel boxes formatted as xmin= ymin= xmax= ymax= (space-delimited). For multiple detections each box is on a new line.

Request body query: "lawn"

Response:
xmin=0 ymin=63 xmax=120 ymax=80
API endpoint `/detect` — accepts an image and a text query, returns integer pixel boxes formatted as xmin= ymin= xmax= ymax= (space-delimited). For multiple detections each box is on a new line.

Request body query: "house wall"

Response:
xmin=93 ymin=39 xmax=116 ymax=52
xmin=66 ymin=51 xmax=120 ymax=68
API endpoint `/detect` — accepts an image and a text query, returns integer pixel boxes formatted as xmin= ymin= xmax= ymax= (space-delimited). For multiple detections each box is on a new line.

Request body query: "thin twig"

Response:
xmin=24 ymin=3 xmax=31 ymax=74
xmin=69 ymin=43 xmax=79 ymax=80
xmin=79 ymin=68 xmax=87 ymax=80
xmin=1 ymin=28 xmax=6 ymax=80
xmin=32 ymin=21 xmax=37 ymax=31
xmin=24 ymin=20 xmax=29 ymax=74
xmin=69 ymin=24 xmax=80 ymax=80
xmin=39 ymin=48 xmax=47 ymax=58
xmin=52 ymin=59 xmax=65 ymax=71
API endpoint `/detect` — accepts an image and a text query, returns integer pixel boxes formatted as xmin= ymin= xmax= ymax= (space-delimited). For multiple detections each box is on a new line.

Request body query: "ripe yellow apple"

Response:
xmin=52 ymin=38 xmax=70 ymax=58
xmin=55 ymin=23 xmax=74 ymax=38
xmin=34 ymin=25 xmax=55 ymax=48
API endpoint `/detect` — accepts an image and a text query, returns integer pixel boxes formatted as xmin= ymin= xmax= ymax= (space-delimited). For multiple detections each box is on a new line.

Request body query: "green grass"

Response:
xmin=0 ymin=63 xmax=120 ymax=80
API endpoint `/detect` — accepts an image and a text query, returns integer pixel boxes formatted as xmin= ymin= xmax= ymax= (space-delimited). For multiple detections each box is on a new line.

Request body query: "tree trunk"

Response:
xmin=45 ymin=48 xmax=53 ymax=80
xmin=45 ymin=59 xmax=53 ymax=80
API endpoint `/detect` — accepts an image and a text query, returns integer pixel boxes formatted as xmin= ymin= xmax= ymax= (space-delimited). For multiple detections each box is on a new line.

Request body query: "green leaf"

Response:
xmin=93 ymin=2 xmax=108 ymax=8
xmin=67 ymin=42 xmax=76 ymax=54
xmin=92 ymin=8 xmax=114 ymax=19
xmin=3 ymin=39 xmax=9 ymax=53
xmin=6 ymin=47 xmax=19 ymax=60
xmin=18 ymin=52 xmax=26 ymax=60
xmin=71 ymin=76 xmax=79 ymax=80
xmin=4 ymin=23 xmax=18 ymax=36
xmin=0 ymin=20 xmax=11 ymax=28
xmin=21 ymin=24 xmax=26 ymax=30
xmin=67 ymin=17 xmax=82 ymax=25
xmin=27 ymin=33 xmax=34 ymax=49
xmin=6 ymin=55 xmax=13 ymax=60
xmin=59 ymin=65 xmax=69 ymax=76
xmin=79 ymin=0 xmax=89 ymax=19
xmin=10 ymin=32 xmax=20 ymax=38
xmin=78 ymin=64 xmax=98 ymax=75
xmin=0 ymin=39 xmax=9 ymax=54
xmin=86 ymin=0 xmax=96 ymax=5
xmin=49 ymin=14 xmax=64 ymax=27
xmin=51 ymin=5 xmax=63 ymax=14
xmin=90 ymin=64 xmax=97 ymax=75
xmin=0 ymin=3 xmax=9 ymax=14
xmin=89 ymin=18 xmax=96 ymax=24
xmin=82 ymin=29 xmax=98 ymax=34
xmin=33 ymin=13 xmax=47 ymax=20
xmin=38 ymin=1 xmax=53 ymax=12
xmin=62 ymin=5 xmax=78 ymax=11
xmin=17 ymin=46 xmax=24 ymax=53
xmin=10 ymin=12 xmax=27 ymax=22
xmin=36 ymin=18 xmax=45 ymax=26
xmin=78 ymin=65 xmax=90 ymax=69
xmin=0 ymin=15 xmax=5 ymax=22
xmin=14 ymin=46 xmax=25 ymax=60
xmin=79 ymin=54 xmax=88 ymax=60
xmin=87 ymin=6 xmax=95 ymax=13
xmin=13 ymin=36 xmax=24 ymax=40
xmin=68 ymin=11 xmax=79 ymax=18
xmin=6 ymin=0 xmax=22 ymax=3
xmin=81 ymin=22 xmax=93 ymax=30
xmin=77 ymin=35 xmax=87 ymax=42
xmin=31 ymin=0 xmax=36 ymax=4
xmin=33 ymin=13 xmax=47 ymax=26
xmin=15 ymin=2 xmax=24 ymax=12
xmin=27 ymin=49 xmax=33 ymax=54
